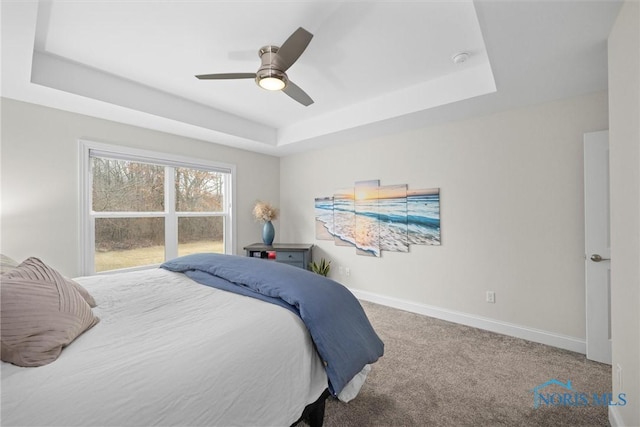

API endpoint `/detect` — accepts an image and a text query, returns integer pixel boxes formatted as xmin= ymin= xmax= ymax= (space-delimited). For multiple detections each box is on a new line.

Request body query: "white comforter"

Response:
xmin=1 ymin=268 xmax=328 ymax=426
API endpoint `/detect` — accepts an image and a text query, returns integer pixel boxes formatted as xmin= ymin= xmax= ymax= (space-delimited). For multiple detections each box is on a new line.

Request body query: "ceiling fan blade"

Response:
xmin=273 ymin=27 xmax=313 ymax=72
xmin=195 ymin=73 xmax=256 ymax=80
xmin=282 ymin=80 xmax=314 ymax=106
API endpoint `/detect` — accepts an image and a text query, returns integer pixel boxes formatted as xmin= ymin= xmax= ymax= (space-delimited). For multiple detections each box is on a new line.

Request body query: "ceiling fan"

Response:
xmin=196 ymin=27 xmax=314 ymax=106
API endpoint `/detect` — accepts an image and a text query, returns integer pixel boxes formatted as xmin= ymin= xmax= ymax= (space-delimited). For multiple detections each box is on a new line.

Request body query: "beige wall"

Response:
xmin=281 ymin=91 xmax=608 ymax=343
xmin=0 ymin=98 xmax=280 ymax=277
xmin=608 ymin=1 xmax=640 ymax=425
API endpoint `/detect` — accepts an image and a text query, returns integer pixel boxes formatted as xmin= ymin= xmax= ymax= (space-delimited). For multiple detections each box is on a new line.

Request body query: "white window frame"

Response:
xmin=80 ymin=140 xmax=236 ymax=275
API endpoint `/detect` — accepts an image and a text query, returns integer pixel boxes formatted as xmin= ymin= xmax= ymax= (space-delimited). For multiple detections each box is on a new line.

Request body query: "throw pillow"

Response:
xmin=1 ymin=258 xmax=100 ymax=367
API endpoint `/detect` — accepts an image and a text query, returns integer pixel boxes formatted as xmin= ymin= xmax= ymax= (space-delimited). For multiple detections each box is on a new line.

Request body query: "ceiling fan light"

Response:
xmin=256 ymin=67 xmax=288 ymax=91
xmin=258 ymin=76 xmax=286 ymax=91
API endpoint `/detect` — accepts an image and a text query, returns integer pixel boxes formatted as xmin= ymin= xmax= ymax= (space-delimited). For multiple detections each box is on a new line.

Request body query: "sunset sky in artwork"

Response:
xmin=378 ymin=185 xmax=407 ymax=200
xmin=355 ymin=180 xmax=380 ymax=201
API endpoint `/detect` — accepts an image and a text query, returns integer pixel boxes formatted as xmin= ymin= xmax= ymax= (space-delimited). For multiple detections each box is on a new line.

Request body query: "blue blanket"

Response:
xmin=161 ymin=253 xmax=384 ymax=396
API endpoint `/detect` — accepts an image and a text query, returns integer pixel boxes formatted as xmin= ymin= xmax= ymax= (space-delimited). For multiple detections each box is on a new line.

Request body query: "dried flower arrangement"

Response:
xmin=252 ymin=201 xmax=279 ymax=223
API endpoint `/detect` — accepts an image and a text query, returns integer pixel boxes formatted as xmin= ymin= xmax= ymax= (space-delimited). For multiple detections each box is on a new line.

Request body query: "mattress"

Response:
xmin=1 ymin=268 xmax=328 ymax=426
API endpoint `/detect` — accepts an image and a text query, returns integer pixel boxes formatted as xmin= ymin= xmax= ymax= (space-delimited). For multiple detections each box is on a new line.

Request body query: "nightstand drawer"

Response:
xmin=276 ymin=251 xmax=304 ymax=263
xmin=243 ymin=243 xmax=313 ymax=270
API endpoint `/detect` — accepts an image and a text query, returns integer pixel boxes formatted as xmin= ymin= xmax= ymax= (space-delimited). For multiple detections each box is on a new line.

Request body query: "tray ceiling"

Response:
xmin=1 ymin=1 xmax=622 ymax=155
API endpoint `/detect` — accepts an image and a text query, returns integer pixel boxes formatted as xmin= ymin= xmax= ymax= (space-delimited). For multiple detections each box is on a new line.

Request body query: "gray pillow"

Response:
xmin=1 ymin=257 xmax=100 ymax=367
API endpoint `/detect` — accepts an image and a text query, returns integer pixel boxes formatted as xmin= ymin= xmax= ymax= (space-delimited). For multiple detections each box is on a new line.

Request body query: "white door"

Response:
xmin=584 ymin=130 xmax=611 ymax=364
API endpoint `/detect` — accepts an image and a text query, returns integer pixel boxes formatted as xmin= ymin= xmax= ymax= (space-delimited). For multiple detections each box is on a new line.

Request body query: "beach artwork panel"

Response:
xmin=333 ymin=188 xmax=356 ymax=247
xmin=378 ymin=184 xmax=409 ymax=253
xmin=314 ymin=197 xmax=334 ymax=240
xmin=408 ymin=188 xmax=441 ymax=245
xmin=355 ymin=180 xmax=380 ymax=257
xmin=315 ymin=180 xmax=441 ymax=257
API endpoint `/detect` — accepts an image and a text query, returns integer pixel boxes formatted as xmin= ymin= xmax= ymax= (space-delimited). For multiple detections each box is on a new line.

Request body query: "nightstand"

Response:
xmin=243 ymin=243 xmax=313 ymax=270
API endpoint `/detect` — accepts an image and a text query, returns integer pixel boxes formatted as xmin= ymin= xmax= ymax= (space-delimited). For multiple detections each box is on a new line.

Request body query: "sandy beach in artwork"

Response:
xmin=315 ymin=218 xmax=334 ymax=240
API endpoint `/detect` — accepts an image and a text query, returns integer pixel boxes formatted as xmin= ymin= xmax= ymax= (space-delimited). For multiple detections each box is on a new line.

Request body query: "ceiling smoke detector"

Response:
xmin=452 ymin=52 xmax=470 ymax=64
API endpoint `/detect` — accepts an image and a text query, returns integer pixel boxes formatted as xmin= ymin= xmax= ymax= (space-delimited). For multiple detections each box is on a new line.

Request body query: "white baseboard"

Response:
xmin=349 ymin=288 xmax=586 ymax=354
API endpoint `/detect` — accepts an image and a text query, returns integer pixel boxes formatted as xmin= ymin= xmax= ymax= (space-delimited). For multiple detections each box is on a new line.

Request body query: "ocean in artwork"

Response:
xmin=314 ymin=187 xmax=440 ymax=257
xmin=407 ymin=189 xmax=441 ymax=245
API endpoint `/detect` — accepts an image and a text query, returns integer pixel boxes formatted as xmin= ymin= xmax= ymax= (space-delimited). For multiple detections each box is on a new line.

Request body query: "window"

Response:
xmin=80 ymin=141 xmax=235 ymax=274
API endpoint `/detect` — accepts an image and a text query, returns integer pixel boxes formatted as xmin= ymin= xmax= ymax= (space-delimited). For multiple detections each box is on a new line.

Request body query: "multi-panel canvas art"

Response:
xmin=315 ymin=181 xmax=440 ymax=257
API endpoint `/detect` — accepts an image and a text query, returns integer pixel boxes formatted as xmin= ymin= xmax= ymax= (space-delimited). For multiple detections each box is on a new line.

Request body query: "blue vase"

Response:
xmin=262 ymin=221 xmax=275 ymax=246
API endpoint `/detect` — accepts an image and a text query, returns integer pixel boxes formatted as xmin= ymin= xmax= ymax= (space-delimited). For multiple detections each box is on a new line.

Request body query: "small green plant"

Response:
xmin=310 ymin=258 xmax=331 ymax=276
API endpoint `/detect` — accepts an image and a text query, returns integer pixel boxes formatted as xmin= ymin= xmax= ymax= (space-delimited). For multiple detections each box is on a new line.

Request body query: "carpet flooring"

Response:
xmin=322 ymin=301 xmax=611 ymax=427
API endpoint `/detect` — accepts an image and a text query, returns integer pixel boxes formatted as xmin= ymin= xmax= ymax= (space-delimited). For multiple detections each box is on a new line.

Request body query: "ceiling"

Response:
xmin=1 ymin=0 xmax=622 ymax=156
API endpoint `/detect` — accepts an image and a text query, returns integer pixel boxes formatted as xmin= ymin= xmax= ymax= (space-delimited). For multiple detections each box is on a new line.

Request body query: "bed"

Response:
xmin=1 ymin=253 xmax=384 ymax=426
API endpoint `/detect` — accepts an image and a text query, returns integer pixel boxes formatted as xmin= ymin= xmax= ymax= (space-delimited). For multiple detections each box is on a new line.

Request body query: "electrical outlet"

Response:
xmin=338 ymin=265 xmax=344 ymax=275
xmin=486 ymin=291 xmax=496 ymax=303
xmin=345 ymin=267 xmax=351 ymax=277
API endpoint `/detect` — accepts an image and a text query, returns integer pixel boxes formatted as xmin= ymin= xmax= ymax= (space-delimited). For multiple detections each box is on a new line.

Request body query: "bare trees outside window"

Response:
xmin=86 ymin=148 xmax=232 ymax=274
